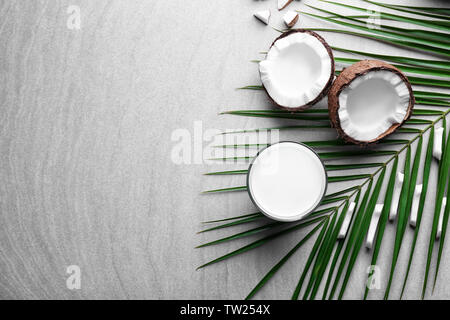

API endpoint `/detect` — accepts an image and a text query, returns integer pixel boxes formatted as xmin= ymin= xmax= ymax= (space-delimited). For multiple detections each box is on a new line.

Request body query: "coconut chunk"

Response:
xmin=433 ymin=127 xmax=444 ymax=160
xmin=259 ymin=30 xmax=335 ymax=110
xmin=254 ymin=10 xmax=271 ymax=25
xmin=329 ymin=60 xmax=415 ymax=144
xmin=278 ymin=0 xmax=293 ymax=10
xmin=366 ymin=204 xmax=383 ymax=249
xmin=337 ymin=202 xmax=356 ymax=239
xmin=283 ymin=11 xmax=299 ymax=28
xmin=389 ymin=172 xmax=404 ymax=222
xmin=437 ymin=197 xmax=447 ymax=239
xmin=410 ymin=184 xmax=423 ymax=227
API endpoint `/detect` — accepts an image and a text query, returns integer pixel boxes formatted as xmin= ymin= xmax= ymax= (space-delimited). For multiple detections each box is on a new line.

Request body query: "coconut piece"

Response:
xmin=247 ymin=142 xmax=327 ymax=222
xmin=410 ymin=184 xmax=423 ymax=227
xmin=389 ymin=172 xmax=404 ymax=222
xmin=338 ymin=201 xmax=356 ymax=239
xmin=437 ymin=197 xmax=447 ymax=239
xmin=254 ymin=10 xmax=271 ymax=25
xmin=259 ymin=30 xmax=335 ymax=110
xmin=278 ymin=0 xmax=293 ymax=11
xmin=328 ymin=60 xmax=414 ymax=145
xmin=433 ymin=127 xmax=444 ymax=161
xmin=366 ymin=204 xmax=383 ymax=249
xmin=283 ymin=11 xmax=299 ymax=28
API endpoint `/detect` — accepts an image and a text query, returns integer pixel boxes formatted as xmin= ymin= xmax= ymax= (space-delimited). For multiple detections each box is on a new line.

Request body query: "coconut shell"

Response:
xmin=278 ymin=0 xmax=293 ymax=11
xmin=285 ymin=13 xmax=299 ymax=28
xmin=328 ymin=60 xmax=415 ymax=145
xmin=262 ymin=29 xmax=335 ymax=111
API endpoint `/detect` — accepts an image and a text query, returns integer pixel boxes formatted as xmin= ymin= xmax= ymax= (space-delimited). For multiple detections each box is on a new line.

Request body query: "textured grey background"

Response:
xmin=0 ymin=0 xmax=448 ymax=300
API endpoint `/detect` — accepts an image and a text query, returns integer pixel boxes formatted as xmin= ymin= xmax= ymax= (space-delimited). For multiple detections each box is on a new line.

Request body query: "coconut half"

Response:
xmin=259 ymin=30 xmax=335 ymax=110
xmin=329 ymin=60 xmax=414 ymax=144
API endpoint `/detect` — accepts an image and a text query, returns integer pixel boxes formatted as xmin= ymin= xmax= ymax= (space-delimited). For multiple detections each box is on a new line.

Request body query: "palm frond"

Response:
xmin=292 ymin=217 xmax=331 ymax=300
xmin=423 ymin=127 xmax=450 ymax=298
xmin=200 ymin=0 xmax=450 ymax=300
xmin=337 ymin=167 xmax=386 ymax=299
xmin=199 ymin=215 xmax=263 ymax=233
xmin=332 ymin=46 xmax=450 ymax=70
xmin=384 ymin=142 xmax=414 ymax=299
xmin=319 ymin=1 xmax=450 ymax=31
xmin=197 ymin=216 xmax=325 ymax=269
xmin=305 ymin=27 xmax=449 ymax=57
xmin=196 ymin=221 xmax=282 ymax=248
xmin=202 ymin=212 xmax=261 ymax=224
xmin=328 ymin=180 xmax=374 ymax=299
xmin=361 ymin=0 xmax=450 ymax=21
xmin=364 ymin=157 xmax=399 ymax=299
xmin=245 ymin=221 xmax=325 ymax=299
xmin=382 ymin=4 xmax=450 ymax=17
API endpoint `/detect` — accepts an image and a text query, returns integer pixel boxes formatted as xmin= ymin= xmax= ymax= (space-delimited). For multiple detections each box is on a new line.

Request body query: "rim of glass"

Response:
xmin=246 ymin=141 xmax=328 ymax=222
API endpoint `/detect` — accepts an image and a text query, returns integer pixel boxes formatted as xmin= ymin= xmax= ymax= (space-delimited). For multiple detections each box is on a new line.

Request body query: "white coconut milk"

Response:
xmin=247 ymin=142 xmax=327 ymax=222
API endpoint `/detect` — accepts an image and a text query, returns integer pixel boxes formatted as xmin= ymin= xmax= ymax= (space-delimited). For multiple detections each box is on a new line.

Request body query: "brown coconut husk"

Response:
xmin=261 ymin=29 xmax=335 ymax=111
xmin=279 ymin=0 xmax=293 ymax=11
xmin=285 ymin=14 xmax=299 ymax=28
xmin=328 ymin=60 xmax=415 ymax=145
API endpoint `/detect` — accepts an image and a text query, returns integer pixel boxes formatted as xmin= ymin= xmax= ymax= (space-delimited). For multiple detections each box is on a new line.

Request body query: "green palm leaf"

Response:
xmin=196 ymin=221 xmax=282 ymax=248
xmin=219 ymin=124 xmax=332 ymax=135
xmin=361 ymin=0 xmax=450 ymax=21
xmin=245 ymin=221 xmax=325 ymax=299
xmin=319 ymin=0 xmax=450 ymax=31
xmin=407 ymin=76 xmax=450 ymax=89
xmin=199 ymin=215 xmax=264 ymax=233
xmin=434 ymin=176 xmax=450 ymax=291
xmin=304 ymin=5 xmax=450 ymax=52
xmin=335 ymin=57 xmax=450 ymax=77
xmin=202 ymin=212 xmax=261 ymax=224
xmin=322 ymin=190 xmax=361 ymax=299
xmin=338 ymin=168 xmax=386 ymax=299
xmin=308 ymin=205 xmax=348 ymax=299
xmin=332 ymin=46 xmax=450 ymax=70
xmin=204 ymin=169 xmax=248 ymax=176
xmin=306 ymin=27 xmax=449 ymax=57
xmin=328 ymin=174 xmax=372 ymax=183
xmin=328 ymin=181 xmax=373 ymax=299
xmin=365 ymin=158 xmax=399 ymax=299
xmin=202 ymin=186 xmax=247 ymax=193
xmin=303 ymin=213 xmax=339 ymax=299
xmin=423 ymin=127 xmax=450 ymax=298
xmin=401 ymin=128 xmax=434 ymax=298
xmin=383 ymin=4 xmax=450 ymax=17
xmin=292 ymin=217 xmax=330 ymax=300
xmin=197 ymin=216 xmax=325 ymax=269
xmin=384 ymin=145 xmax=413 ymax=299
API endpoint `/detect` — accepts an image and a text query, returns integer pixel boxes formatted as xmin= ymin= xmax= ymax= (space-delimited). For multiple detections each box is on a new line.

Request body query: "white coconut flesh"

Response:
xmin=248 ymin=142 xmax=327 ymax=222
xmin=338 ymin=71 xmax=410 ymax=142
xmin=259 ymin=32 xmax=332 ymax=109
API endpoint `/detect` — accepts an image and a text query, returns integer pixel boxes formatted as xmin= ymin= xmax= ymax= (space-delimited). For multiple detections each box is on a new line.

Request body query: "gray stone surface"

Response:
xmin=0 ymin=0 xmax=448 ymax=299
